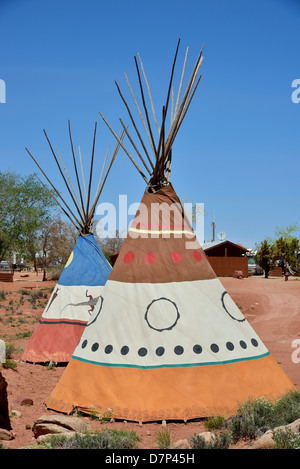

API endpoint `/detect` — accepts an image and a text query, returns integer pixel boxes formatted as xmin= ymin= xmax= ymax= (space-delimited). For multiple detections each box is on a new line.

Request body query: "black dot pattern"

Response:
xmin=121 ymin=346 xmax=129 ymax=355
xmin=138 ymin=347 xmax=147 ymax=357
xmin=211 ymin=343 xmax=219 ymax=353
xmin=156 ymin=347 xmax=165 ymax=356
xmin=91 ymin=343 xmax=99 ymax=352
xmin=193 ymin=344 xmax=202 ymax=354
xmin=174 ymin=345 xmax=184 ymax=355
xmin=80 ymin=338 xmax=260 ymax=356
xmin=105 ymin=345 xmax=113 ymax=354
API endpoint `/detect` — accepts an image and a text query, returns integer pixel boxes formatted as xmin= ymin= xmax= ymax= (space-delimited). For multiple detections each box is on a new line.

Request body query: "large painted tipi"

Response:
xmin=46 ymin=41 xmax=294 ymax=420
xmin=22 ymin=122 xmax=124 ymax=363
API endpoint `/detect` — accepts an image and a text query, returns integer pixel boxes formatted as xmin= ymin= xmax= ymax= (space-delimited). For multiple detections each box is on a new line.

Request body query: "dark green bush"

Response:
xmin=272 ymin=428 xmax=300 ymax=449
xmin=230 ymin=397 xmax=274 ymax=441
xmin=272 ymin=390 xmax=300 ymax=426
xmin=204 ymin=416 xmax=226 ymax=431
xmin=189 ymin=432 xmax=231 ymax=449
xmin=230 ymin=390 xmax=300 ymax=442
xmin=42 ymin=429 xmax=141 ymax=449
xmin=0 ymin=291 xmax=6 ymax=300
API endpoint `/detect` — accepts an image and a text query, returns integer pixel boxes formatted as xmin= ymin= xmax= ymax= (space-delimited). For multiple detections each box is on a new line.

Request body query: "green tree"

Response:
xmin=0 ymin=170 xmax=57 ymax=263
xmin=273 ymin=236 xmax=300 ymax=275
xmin=255 ymin=224 xmax=300 ymax=278
xmin=0 ymin=170 xmax=22 ymax=261
xmin=274 ymin=223 xmax=299 ymax=243
xmin=273 ymin=237 xmax=289 ymax=270
xmin=36 ymin=216 xmax=77 ymax=280
xmin=273 ymin=225 xmax=300 ymax=274
xmin=255 ymin=239 xmax=274 ymax=279
xmin=288 ymin=237 xmax=300 ymax=274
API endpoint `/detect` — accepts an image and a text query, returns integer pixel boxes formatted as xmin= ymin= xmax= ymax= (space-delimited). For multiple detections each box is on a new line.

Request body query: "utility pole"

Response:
xmin=211 ymin=222 xmax=215 ymax=242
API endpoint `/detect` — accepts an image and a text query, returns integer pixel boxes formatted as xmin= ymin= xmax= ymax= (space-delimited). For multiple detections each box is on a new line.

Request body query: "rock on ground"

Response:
xmin=253 ymin=418 xmax=300 ymax=449
xmin=32 ymin=414 xmax=91 ymax=439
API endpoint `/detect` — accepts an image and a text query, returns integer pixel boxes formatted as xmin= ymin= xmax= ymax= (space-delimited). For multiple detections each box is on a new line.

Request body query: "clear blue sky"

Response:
xmin=0 ymin=0 xmax=299 ymax=249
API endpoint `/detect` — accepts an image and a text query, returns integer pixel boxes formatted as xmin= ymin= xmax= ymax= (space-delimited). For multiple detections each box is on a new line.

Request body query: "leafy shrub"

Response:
xmin=204 ymin=416 xmax=226 ymax=431
xmin=0 ymin=291 xmax=6 ymax=300
xmin=272 ymin=390 xmax=300 ymax=426
xmin=15 ymin=331 xmax=32 ymax=339
xmin=5 ymin=343 xmax=17 ymax=359
xmin=230 ymin=397 xmax=274 ymax=441
xmin=90 ymin=407 xmax=113 ymax=422
xmin=189 ymin=432 xmax=231 ymax=449
xmin=41 ymin=429 xmax=141 ymax=449
xmin=230 ymin=390 xmax=300 ymax=442
xmin=17 ymin=289 xmax=31 ymax=295
xmin=155 ymin=427 xmax=173 ymax=449
xmin=47 ymin=266 xmax=64 ymax=281
xmin=2 ymin=359 xmax=17 ymax=370
xmin=272 ymin=428 xmax=300 ymax=449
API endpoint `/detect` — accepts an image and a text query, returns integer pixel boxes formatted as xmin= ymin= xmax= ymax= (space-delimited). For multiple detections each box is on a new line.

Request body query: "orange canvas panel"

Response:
xmin=22 ymin=321 xmax=86 ymax=363
xmin=46 ymin=354 xmax=295 ymax=421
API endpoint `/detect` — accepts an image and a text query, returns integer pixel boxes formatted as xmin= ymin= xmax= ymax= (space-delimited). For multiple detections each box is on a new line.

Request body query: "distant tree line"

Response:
xmin=255 ymin=224 xmax=300 ymax=278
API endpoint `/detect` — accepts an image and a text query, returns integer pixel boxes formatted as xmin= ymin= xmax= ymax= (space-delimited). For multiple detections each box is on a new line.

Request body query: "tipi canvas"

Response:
xmin=22 ymin=122 xmax=123 ymax=363
xmin=46 ymin=41 xmax=294 ymax=419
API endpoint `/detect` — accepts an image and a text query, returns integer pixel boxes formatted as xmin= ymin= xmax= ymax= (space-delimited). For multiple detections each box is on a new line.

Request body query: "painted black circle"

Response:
xmin=144 ymin=297 xmax=180 ymax=332
xmin=105 ymin=345 xmax=113 ymax=354
xmin=91 ymin=342 xmax=99 ymax=352
xmin=156 ymin=347 xmax=165 ymax=356
xmin=174 ymin=346 xmax=184 ymax=355
xmin=221 ymin=291 xmax=245 ymax=322
xmin=251 ymin=338 xmax=259 ymax=347
xmin=82 ymin=339 xmax=88 ymax=349
xmin=193 ymin=344 xmax=202 ymax=354
xmin=240 ymin=340 xmax=247 ymax=349
xmin=211 ymin=343 xmax=219 ymax=353
xmin=138 ymin=347 xmax=147 ymax=357
xmin=121 ymin=346 xmax=129 ymax=355
xmin=226 ymin=342 xmax=234 ymax=351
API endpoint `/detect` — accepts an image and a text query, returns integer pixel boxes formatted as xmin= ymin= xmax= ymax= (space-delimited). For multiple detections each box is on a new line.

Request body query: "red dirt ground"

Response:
xmin=0 ymin=272 xmax=299 ymax=449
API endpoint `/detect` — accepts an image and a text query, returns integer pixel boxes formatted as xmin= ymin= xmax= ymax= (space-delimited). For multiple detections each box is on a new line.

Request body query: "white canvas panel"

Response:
xmin=43 ymin=285 xmax=104 ymax=321
xmin=73 ymin=278 xmax=268 ymax=368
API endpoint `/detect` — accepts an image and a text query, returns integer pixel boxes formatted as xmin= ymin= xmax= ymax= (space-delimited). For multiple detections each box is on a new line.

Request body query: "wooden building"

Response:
xmin=202 ymin=240 xmax=249 ymax=277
